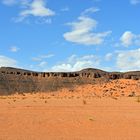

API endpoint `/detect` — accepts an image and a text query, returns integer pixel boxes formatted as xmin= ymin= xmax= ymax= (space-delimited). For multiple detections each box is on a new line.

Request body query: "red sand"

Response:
xmin=0 ymin=79 xmax=140 ymax=140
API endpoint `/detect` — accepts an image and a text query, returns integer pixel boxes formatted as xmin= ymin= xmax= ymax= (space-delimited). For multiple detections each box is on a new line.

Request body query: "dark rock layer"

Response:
xmin=0 ymin=67 xmax=140 ymax=95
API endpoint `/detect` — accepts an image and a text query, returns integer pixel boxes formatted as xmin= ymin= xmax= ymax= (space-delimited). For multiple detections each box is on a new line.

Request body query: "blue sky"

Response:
xmin=0 ymin=0 xmax=140 ymax=72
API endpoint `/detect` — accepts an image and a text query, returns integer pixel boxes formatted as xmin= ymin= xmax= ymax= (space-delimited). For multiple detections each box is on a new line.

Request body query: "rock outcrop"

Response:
xmin=0 ymin=67 xmax=140 ymax=95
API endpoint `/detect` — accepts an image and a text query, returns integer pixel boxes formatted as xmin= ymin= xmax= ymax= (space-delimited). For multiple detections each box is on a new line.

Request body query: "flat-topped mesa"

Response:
xmin=40 ymin=72 xmax=80 ymax=78
xmin=79 ymin=68 xmax=108 ymax=78
xmin=123 ymin=71 xmax=140 ymax=80
xmin=0 ymin=67 xmax=140 ymax=95
xmin=0 ymin=67 xmax=106 ymax=78
xmin=0 ymin=67 xmax=140 ymax=79
xmin=0 ymin=67 xmax=108 ymax=79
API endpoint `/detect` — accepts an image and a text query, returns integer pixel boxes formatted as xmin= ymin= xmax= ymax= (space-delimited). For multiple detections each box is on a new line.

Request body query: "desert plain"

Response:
xmin=0 ymin=79 xmax=140 ymax=140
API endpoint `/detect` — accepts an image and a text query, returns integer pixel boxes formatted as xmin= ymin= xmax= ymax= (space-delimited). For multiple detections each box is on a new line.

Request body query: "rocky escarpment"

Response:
xmin=0 ymin=67 xmax=140 ymax=95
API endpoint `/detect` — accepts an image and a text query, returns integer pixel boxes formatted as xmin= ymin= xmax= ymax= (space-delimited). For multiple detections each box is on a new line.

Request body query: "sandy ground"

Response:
xmin=0 ymin=79 xmax=140 ymax=140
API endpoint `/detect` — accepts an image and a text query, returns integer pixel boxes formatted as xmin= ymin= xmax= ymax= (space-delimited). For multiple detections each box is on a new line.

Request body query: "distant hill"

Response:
xmin=0 ymin=67 xmax=140 ymax=95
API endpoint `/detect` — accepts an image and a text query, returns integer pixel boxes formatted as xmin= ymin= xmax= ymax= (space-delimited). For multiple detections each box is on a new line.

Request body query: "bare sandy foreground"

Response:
xmin=0 ymin=80 xmax=140 ymax=140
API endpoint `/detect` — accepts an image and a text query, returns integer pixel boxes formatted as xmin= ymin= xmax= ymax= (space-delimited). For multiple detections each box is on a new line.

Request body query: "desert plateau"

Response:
xmin=0 ymin=67 xmax=140 ymax=140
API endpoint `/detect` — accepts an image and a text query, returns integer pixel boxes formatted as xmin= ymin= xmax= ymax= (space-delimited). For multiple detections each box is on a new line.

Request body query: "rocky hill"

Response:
xmin=0 ymin=67 xmax=140 ymax=95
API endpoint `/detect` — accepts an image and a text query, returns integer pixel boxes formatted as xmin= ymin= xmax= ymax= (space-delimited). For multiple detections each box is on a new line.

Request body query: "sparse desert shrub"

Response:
xmin=83 ymin=100 xmax=87 ymax=105
xmin=19 ymin=93 xmax=25 ymax=96
xmin=47 ymin=97 xmax=51 ymax=99
xmin=69 ymin=89 xmax=74 ymax=92
xmin=71 ymin=95 xmax=74 ymax=98
xmin=0 ymin=96 xmax=6 ymax=99
xmin=137 ymin=96 xmax=140 ymax=103
xmin=128 ymin=92 xmax=136 ymax=97
xmin=40 ymin=96 xmax=45 ymax=99
xmin=13 ymin=99 xmax=16 ymax=102
xmin=31 ymin=92 xmax=36 ymax=95
xmin=89 ymin=116 xmax=94 ymax=121
xmin=22 ymin=97 xmax=27 ymax=100
xmin=68 ymin=96 xmax=74 ymax=99
xmin=111 ymin=97 xmax=118 ymax=100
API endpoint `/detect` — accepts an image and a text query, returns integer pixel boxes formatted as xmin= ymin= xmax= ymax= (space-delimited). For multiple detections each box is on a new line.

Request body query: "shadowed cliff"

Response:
xmin=0 ymin=67 xmax=140 ymax=95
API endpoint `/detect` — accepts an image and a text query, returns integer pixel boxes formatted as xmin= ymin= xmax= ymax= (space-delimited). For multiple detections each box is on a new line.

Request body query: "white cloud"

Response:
xmin=0 ymin=55 xmax=17 ymax=67
xmin=2 ymin=0 xmax=55 ymax=23
xmin=63 ymin=15 xmax=111 ymax=46
xmin=61 ymin=7 xmax=69 ymax=12
xmin=32 ymin=57 xmax=42 ymax=61
xmin=105 ymin=53 xmax=113 ymax=61
xmin=2 ymin=0 xmax=17 ymax=5
xmin=32 ymin=54 xmax=54 ymax=61
xmin=130 ymin=0 xmax=140 ymax=5
xmin=50 ymin=54 xmax=100 ymax=72
xmin=2 ymin=0 xmax=30 ymax=6
xmin=40 ymin=54 xmax=54 ymax=59
xmin=116 ymin=48 xmax=140 ymax=71
xmin=20 ymin=0 xmax=55 ymax=18
xmin=35 ymin=18 xmax=52 ymax=24
xmin=120 ymin=31 xmax=134 ymax=47
xmin=81 ymin=7 xmax=100 ymax=16
xmin=120 ymin=31 xmax=140 ymax=47
xmin=10 ymin=46 xmax=20 ymax=52
xmin=38 ymin=61 xmax=47 ymax=67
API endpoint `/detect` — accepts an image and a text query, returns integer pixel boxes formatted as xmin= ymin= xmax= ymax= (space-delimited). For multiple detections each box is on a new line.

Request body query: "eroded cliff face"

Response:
xmin=0 ymin=67 xmax=140 ymax=95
